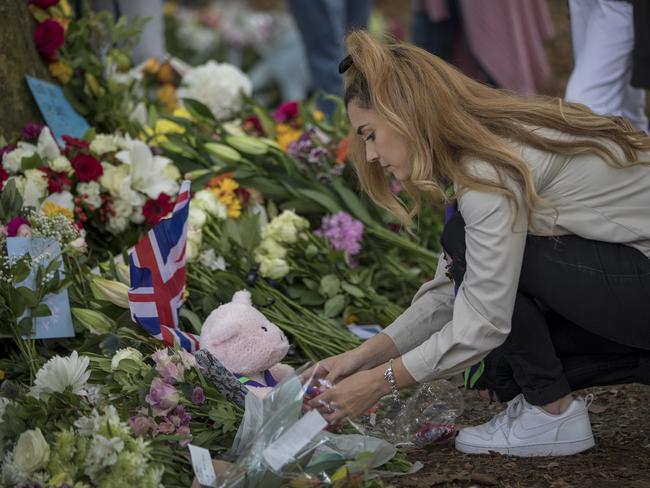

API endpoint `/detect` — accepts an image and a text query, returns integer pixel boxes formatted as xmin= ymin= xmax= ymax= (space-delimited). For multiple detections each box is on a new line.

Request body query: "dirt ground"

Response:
xmin=392 ymin=384 xmax=650 ymax=488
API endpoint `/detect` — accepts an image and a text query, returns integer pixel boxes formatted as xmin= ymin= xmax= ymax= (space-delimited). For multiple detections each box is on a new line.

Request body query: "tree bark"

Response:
xmin=0 ymin=0 xmax=52 ymax=140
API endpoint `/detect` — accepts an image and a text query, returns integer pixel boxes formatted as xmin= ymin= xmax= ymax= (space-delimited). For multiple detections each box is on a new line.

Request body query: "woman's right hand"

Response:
xmin=300 ymin=348 xmax=367 ymax=387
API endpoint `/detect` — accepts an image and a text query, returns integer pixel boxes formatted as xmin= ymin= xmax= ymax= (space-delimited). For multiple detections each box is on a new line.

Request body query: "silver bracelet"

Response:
xmin=384 ymin=359 xmax=401 ymax=403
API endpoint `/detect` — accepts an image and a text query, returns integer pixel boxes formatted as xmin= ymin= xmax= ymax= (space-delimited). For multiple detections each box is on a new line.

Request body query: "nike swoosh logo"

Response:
xmin=510 ymin=414 xmax=578 ymax=440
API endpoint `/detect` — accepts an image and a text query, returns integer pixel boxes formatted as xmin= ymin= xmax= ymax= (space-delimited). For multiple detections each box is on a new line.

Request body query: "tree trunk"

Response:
xmin=0 ymin=0 xmax=52 ymax=140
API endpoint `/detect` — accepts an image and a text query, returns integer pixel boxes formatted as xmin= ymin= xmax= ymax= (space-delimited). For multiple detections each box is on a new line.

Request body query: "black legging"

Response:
xmin=441 ymin=212 xmax=650 ymax=405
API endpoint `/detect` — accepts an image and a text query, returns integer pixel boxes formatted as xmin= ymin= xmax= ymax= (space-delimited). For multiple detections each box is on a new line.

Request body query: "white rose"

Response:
xmin=186 ymin=228 xmax=202 ymax=262
xmin=189 ymin=205 xmax=207 ymax=229
xmin=2 ymin=142 xmax=36 ymax=174
xmin=22 ymin=169 xmax=48 ymax=207
xmin=99 ymin=164 xmax=129 ymax=196
xmin=193 ymin=190 xmax=227 ymax=219
xmin=258 ymin=257 xmax=289 ymax=280
xmin=178 ymin=61 xmax=252 ymax=120
xmin=90 ymin=134 xmax=119 ymax=155
xmin=107 ymin=214 xmax=129 ymax=234
xmin=13 ymin=428 xmax=50 ymax=474
xmin=263 ymin=220 xmax=298 ymax=244
xmin=48 ymin=155 xmax=72 ymax=173
xmin=199 ymin=248 xmax=227 ymax=271
xmin=130 ymin=206 xmax=145 ymax=224
xmin=111 ymin=347 xmax=144 ymax=371
xmin=77 ymin=181 xmax=102 ymax=208
xmin=255 ymin=238 xmax=287 ymax=260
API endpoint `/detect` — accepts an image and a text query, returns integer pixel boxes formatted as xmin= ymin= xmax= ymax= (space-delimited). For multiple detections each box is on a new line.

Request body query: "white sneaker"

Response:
xmin=455 ymin=394 xmax=595 ymax=457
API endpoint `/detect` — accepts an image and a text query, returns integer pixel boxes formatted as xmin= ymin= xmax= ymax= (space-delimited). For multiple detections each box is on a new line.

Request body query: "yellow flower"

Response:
xmin=228 ymin=198 xmax=241 ymax=219
xmin=0 ymin=370 xmax=5 ymax=381
xmin=143 ymin=57 xmax=160 ymax=75
xmin=60 ymin=0 xmax=73 ymax=17
xmin=157 ymin=83 xmax=178 ymax=112
xmin=218 ymin=177 xmax=239 ymax=194
xmin=275 ymin=123 xmax=302 ymax=152
xmin=41 ymin=201 xmax=73 ymax=220
xmin=314 ymin=111 xmax=325 ymax=121
xmin=49 ymin=61 xmax=73 ymax=84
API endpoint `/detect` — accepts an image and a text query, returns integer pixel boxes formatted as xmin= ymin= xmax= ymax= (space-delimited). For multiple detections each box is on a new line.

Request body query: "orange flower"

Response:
xmin=336 ymin=136 xmax=349 ymax=164
xmin=207 ymin=172 xmax=235 ymax=188
xmin=143 ymin=57 xmax=160 ymax=75
xmin=157 ymin=62 xmax=177 ymax=84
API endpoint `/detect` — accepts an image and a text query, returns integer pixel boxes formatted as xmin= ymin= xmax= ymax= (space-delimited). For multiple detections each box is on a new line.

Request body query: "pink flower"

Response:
xmin=156 ymin=360 xmax=185 ymax=384
xmin=315 ymin=212 xmax=365 ymax=257
xmin=21 ymin=122 xmax=45 ymax=141
xmin=272 ymin=101 xmax=299 ymax=123
xmin=176 ymin=425 xmax=192 ymax=447
xmin=156 ymin=419 xmax=176 ymax=434
xmin=191 ymin=386 xmax=205 ymax=405
xmin=7 ymin=217 xmax=30 ymax=237
xmin=129 ymin=415 xmax=156 ymax=436
xmin=145 ymin=378 xmax=180 ymax=416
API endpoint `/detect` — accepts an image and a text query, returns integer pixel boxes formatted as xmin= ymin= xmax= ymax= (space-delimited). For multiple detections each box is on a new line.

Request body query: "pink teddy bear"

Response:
xmin=199 ymin=290 xmax=294 ymax=398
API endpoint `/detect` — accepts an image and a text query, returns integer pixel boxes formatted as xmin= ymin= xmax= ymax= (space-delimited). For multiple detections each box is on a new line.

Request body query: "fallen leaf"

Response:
xmin=589 ymin=399 xmax=610 ymax=414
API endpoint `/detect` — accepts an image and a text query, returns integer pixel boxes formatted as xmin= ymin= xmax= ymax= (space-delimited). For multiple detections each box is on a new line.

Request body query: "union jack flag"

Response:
xmin=128 ymin=180 xmax=200 ymax=352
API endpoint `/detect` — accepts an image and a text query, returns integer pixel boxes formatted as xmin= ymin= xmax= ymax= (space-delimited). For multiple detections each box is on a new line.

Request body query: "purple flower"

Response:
xmin=308 ymin=147 xmax=327 ymax=164
xmin=129 ymin=415 xmax=156 ymax=436
xmin=169 ymin=404 xmax=191 ymax=426
xmin=145 ymin=377 xmax=180 ymax=416
xmin=21 ymin=122 xmax=45 ymax=141
xmin=191 ymin=386 xmax=205 ymax=405
xmin=315 ymin=211 xmax=364 ymax=258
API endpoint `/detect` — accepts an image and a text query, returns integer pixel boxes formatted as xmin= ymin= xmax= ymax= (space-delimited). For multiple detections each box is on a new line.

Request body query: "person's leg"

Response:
xmin=345 ymin=0 xmax=371 ymax=31
xmin=286 ymin=0 xmax=345 ymax=114
xmin=565 ymin=0 xmax=647 ymax=131
xmin=410 ymin=5 xmax=458 ymax=63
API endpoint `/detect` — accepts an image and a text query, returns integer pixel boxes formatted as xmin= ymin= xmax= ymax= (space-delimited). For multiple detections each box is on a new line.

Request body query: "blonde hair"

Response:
xmin=343 ymin=30 xmax=650 ymax=228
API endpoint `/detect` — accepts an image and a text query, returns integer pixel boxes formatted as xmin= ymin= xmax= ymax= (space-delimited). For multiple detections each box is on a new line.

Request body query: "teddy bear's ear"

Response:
xmin=203 ymin=319 xmax=242 ymax=343
xmin=231 ymin=290 xmax=252 ymax=306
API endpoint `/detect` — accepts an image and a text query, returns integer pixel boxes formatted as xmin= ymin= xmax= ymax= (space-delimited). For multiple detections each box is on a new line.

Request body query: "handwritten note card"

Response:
xmin=25 ymin=75 xmax=90 ymax=145
xmin=6 ymin=237 xmax=75 ymax=339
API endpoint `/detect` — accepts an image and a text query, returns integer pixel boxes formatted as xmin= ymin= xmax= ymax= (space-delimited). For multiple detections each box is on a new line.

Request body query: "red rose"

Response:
xmin=29 ymin=0 xmax=60 ymax=7
xmin=39 ymin=167 xmax=72 ymax=192
xmin=0 ymin=166 xmax=8 ymax=191
xmin=33 ymin=19 xmax=65 ymax=61
xmin=71 ymin=153 xmax=103 ymax=182
xmin=142 ymin=193 xmax=174 ymax=226
xmin=62 ymin=135 xmax=90 ymax=150
xmin=272 ymin=101 xmax=299 ymax=123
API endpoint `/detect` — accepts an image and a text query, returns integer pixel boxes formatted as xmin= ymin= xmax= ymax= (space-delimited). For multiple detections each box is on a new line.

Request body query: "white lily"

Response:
xmin=37 ymin=127 xmax=61 ymax=160
xmin=115 ymin=141 xmax=179 ymax=199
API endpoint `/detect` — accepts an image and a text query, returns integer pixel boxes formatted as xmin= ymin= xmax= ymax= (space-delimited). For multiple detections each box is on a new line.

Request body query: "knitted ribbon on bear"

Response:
xmin=235 ymin=369 xmax=278 ymax=388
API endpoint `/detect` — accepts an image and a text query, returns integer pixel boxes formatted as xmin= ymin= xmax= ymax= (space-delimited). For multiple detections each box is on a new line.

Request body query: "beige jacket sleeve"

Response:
xmin=382 ymin=165 xmax=528 ymax=382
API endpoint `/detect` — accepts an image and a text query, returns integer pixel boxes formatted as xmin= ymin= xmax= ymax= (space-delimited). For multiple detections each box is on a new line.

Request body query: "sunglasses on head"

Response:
xmin=338 ymin=55 xmax=353 ymax=74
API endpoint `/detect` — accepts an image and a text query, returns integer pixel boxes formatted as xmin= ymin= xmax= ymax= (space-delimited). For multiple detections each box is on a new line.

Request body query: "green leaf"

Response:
xmin=16 ymin=287 xmax=39 ymax=308
xmin=341 ymin=282 xmax=365 ymax=298
xmin=20 ymin=153 xmax=43 ymax=171
xmin=303 ymin=278 xmax=319 ymax=291
xmin=17 ymin=317 xmax=33 ymax=336
xmin=331 ymin=179 xmax=376 ymax=225
xmin=31 ymin=303 xmax=52 ymax=318
xmin=299 ymin=290 xmax=325 ymax=306
xmin=179 ymin=308 xmax=203 ymax=335
xmin=182 ymin=98 xmax=217 ymax=122
xmin=323 ymin=295 xmax=346 ymax=318
xmin=11 ymin=261 xmax=31 ymax=284
xmin=319 ymin=275 xmax=341 ymax=298
xmin=295 ymin=188 xmax=342 ymax=214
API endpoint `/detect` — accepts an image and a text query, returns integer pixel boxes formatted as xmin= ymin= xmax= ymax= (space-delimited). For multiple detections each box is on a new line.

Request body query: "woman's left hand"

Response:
xmin=307 ymin=367 xmax=389 ymax=424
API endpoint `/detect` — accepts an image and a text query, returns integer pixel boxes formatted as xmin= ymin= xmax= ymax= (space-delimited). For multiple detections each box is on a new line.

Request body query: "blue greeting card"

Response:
xmin=6 ymin=237 xmax=75 ymax=339
xmin=25 ymin=75 xmax=90 ymax=145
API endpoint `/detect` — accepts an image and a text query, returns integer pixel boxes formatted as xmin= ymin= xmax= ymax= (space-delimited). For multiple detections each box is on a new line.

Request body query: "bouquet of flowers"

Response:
xmin=1 ymin=124 xmax=182 ymax=259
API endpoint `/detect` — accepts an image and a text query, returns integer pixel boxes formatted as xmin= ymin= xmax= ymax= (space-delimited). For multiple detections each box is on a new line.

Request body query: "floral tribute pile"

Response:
xmin=0 ymin=2 xmax=445 ymax=487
